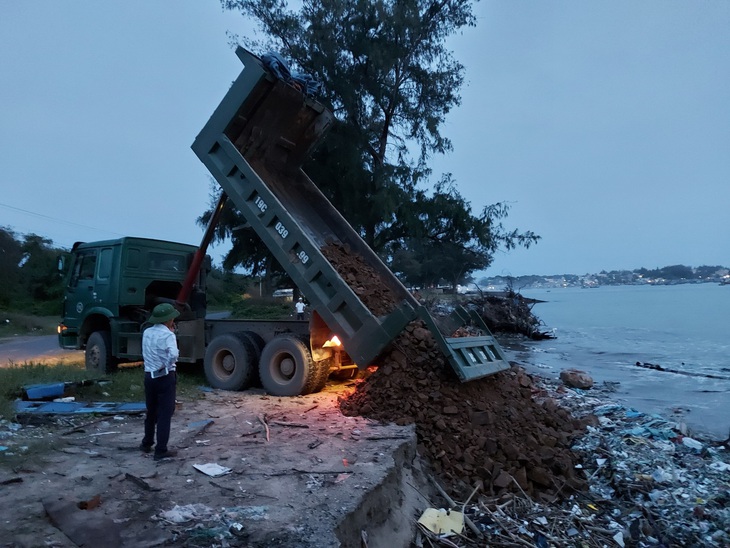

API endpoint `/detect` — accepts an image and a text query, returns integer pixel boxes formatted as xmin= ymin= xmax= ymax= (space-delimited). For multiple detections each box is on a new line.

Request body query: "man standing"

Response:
xmin=140 ymin=303 xmax=180 ymax=460
xmin=295 ymin=297 xmax=306 ymax=320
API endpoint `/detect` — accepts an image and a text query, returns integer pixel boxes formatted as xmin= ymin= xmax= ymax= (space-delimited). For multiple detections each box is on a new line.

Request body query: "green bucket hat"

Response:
xmin=149 ymin=303 xmax=180 ymax=324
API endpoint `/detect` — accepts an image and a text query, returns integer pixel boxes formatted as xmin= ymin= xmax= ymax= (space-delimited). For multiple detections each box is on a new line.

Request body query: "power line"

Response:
xmin=0 ymin=201 xmax=125 ymax=239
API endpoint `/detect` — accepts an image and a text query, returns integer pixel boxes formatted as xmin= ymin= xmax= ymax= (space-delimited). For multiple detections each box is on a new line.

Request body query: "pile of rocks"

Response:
xmin=322 ymin=242 xmax=589 ymax=500
xmin=321 ymin=241 xmax=398 ymax=316
xmin=339 ymin=323 xmax=590 ymax=501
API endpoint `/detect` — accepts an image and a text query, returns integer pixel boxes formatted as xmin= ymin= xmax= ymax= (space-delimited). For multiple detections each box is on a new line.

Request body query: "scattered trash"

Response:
xmin=23 ymin=382 xmax=66 ymax=400
xmin=229 ymin=522 xmax=247 ymax=537
xmin=681 ymin=436 xmax=703 ymax=451
xmin=436 ymin=379 xmax=730 ymax=547
xmin=125 ymin=473 xmax=162 ymax=492
xmin=22 ymin=379 xmax=111 ymax=401
xmin=193 ymin=463 xmax=232 ymax=477
xmin=709 ymin=461 xmax=730 ymax=472
xmin=187 ymin=419 xmax=214 ymax=431
xmin=15 ymin=401 xmax=145 ymax=415
xmin=43 ymin=496 xmax=121 ymax=546
xmin=417 ymin=508 xmax=465 ymax=536
xmin=77 ymin=494 xmax=102 ymax=510
xmin=159 ymin=503 xmax=215 ymax=524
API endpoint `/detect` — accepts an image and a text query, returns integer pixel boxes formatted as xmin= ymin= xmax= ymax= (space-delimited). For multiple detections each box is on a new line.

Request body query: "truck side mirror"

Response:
xmin=57 ymin=255 xmax=66 ymax=272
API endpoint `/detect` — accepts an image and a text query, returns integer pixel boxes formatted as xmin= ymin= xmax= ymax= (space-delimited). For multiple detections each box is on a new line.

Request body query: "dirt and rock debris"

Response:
xmin=321 ymin=242 xmax=398 ymax=317
xmin=324 ymin=241 xmax=588 ymax=501
xmin=340 ymin=329 xmax=589 ymax=501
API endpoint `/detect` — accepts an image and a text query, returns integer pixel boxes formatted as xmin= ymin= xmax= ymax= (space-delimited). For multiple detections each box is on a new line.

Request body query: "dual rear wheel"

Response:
xmin=203 ymin=333 xmax=331 ymax=396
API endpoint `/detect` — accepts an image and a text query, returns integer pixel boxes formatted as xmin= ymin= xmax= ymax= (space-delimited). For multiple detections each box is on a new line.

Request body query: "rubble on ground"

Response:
xmin=453 ymin=380 xmax=730 ymax=547
xmin=560 ymin=368 xmax=595 ymax=389
xmin=326 ymin=242 xmax=587 ymax=499
xmin=340 ymin=326 xmax=590 ymax=501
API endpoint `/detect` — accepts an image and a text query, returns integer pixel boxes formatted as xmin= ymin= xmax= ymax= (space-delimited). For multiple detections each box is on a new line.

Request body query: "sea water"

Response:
xmin=501 ymin=283 xmax=730 ymax=440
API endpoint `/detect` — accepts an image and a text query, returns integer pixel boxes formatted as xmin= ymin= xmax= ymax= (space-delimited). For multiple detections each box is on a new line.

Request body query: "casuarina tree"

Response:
xmin=201 ymin=0 xmax=539 ymax=286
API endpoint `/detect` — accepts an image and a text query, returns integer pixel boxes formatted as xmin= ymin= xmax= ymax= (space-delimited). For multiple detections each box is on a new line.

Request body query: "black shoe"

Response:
xmin=153 ymin=449 xmax=178 ymax=461
xmin=139 ymin=444 xmax=153 ymax=453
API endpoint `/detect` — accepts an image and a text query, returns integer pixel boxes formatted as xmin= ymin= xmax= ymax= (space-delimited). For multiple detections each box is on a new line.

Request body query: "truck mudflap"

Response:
xmin=417 ymin=306 xmax=510 ymax=382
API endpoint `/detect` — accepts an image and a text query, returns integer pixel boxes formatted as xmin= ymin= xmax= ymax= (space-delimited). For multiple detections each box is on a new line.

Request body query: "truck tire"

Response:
xmin=85 ymin=331 xmax=117 ymax=374
xmin=241 ymin=331 xmax=265 ymax=361
xmin=204 ymin=333 xmax=258 ymax=391
xmin=259 ymin=335 xmax=320 ymax=396
xmin=311 ymin=357 xmax=332 ymax=393
xmin=240 ymin=331 xmax=265 ymax=386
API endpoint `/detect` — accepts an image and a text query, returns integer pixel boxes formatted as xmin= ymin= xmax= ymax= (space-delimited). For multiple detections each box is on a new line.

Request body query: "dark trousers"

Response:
xmin=142 ymin=372 xmax=176 ymax=454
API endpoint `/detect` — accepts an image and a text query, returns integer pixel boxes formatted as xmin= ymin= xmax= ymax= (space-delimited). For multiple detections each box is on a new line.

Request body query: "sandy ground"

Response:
xmin=0 ymin=384 xmax=434 ymax=548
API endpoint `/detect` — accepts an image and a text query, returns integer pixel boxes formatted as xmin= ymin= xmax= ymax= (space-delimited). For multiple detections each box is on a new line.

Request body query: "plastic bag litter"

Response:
xmin=159 ymin=503 xmax=215 ymax=523
xmin=681 ymin=437 xmax=703 ymax=451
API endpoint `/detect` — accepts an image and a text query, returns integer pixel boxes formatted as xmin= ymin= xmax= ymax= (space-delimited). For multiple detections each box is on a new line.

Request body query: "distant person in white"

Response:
xmin=295 ymin=297 xmax=306 ymax=320
xmin=140 ymin=303 xmax=180 ymax=460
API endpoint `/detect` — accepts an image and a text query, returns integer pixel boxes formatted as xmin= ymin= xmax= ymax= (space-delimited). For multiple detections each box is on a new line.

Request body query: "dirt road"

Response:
xmin=0 ymin=384 xmax=431 ymax=547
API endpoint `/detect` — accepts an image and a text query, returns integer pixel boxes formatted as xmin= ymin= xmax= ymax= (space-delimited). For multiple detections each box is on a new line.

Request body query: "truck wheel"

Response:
xmin=204 ymin=333 xmax=258 ymax=391
xmin=240 ymin=331 xmax=265 ymax=386
xmin=242 ymin=331 xmax=265 ymax=359
xmin=86 ymin=331 xmax=117 ymax=374
xmin=259 ymin=335 xmax=319 ymax=396
xmin=311 ymin=358 xmax=332 ymax=393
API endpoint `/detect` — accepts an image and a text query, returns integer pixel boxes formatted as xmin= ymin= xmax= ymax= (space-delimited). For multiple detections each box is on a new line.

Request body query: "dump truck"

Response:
xmin=57 ymin=48 xmax=509 ymax=397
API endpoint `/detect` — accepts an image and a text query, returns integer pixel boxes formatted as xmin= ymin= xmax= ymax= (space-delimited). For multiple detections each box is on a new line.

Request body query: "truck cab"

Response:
xmin=58 ymin=237 xmax=206 ymax=372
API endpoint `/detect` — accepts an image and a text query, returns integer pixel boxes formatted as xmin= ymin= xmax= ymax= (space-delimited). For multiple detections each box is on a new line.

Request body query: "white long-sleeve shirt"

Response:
xmin=142 ymin=323 xmax=179 ymax=373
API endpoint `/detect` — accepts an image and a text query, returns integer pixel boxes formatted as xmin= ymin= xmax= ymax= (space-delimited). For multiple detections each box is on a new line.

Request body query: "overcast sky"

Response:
xmin=1 ymin=1 xmax=728 ymax=277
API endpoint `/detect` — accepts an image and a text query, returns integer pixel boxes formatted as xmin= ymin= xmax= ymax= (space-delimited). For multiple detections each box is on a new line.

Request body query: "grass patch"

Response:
xmin=0 ymin=362 xmax=210 ymax=469
xmin=0 ymin=313 xmax=59 ymax=338
xmin=230 ymin=297 xmax=294 ymax=320
xmin=0 ymin=362 xmax=101 ymax=420
xmin=0 ymin=362 xmax=210 ymax=422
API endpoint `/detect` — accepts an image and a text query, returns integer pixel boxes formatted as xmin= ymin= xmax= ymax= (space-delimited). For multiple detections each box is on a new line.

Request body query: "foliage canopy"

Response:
xmin=202 ymin=0 xmax=539 ymax=287
xmin=0 ymin=227 xmax=64 ymax=315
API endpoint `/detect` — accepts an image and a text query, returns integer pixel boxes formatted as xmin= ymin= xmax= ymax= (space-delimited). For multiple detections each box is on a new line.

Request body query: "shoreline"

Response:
xmin=507 ymin=368 xmax=730 ymax=547
xmin=501 ymin=334 xmax=730 ymax=442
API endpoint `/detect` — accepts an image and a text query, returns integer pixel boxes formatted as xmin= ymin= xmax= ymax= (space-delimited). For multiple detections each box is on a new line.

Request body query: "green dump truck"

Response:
xmin=58 ymin=48 xmax=509 ymax=397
